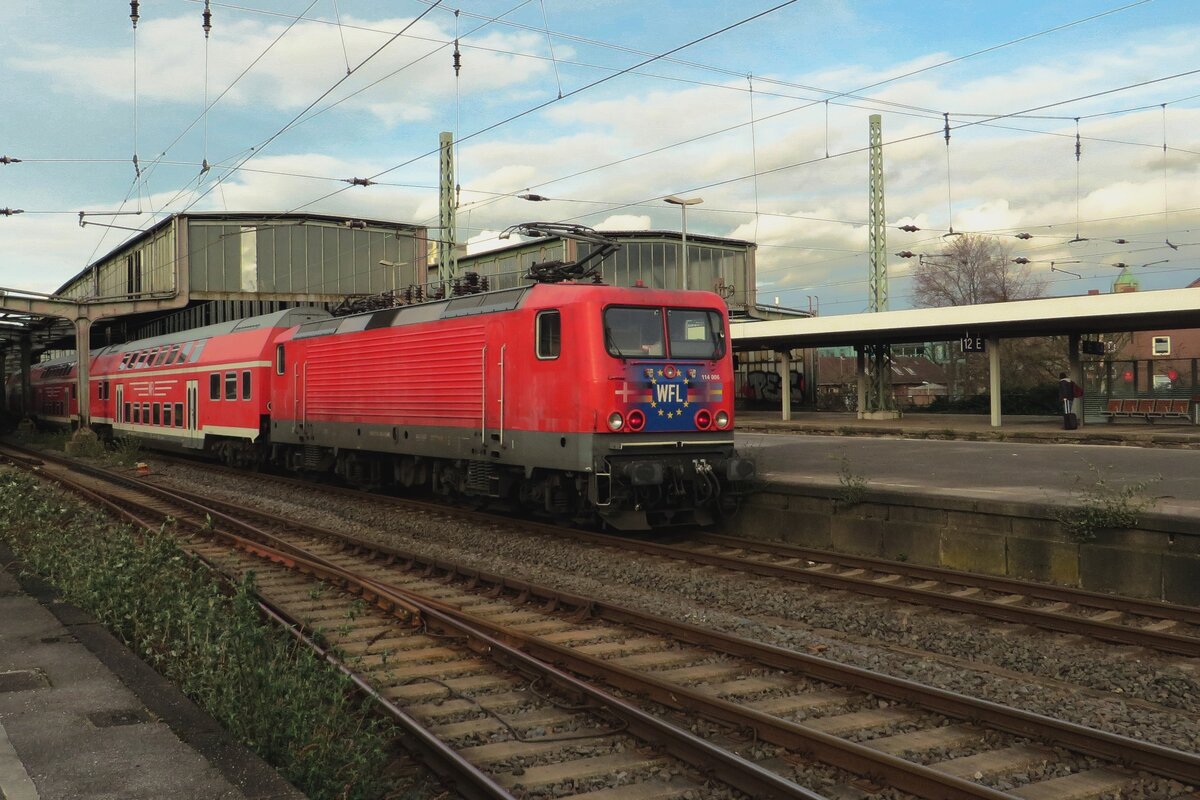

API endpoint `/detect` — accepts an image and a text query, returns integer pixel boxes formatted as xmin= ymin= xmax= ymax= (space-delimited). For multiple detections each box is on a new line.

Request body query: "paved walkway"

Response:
xmin=0 ymin=545 xmax=305 ymax=800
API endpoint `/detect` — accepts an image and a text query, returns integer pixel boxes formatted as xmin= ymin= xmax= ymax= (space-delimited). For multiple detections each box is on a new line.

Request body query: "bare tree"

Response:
xmin=913 ymin=233 xmax=1045 ymax=307
xmin=912 ymin=234 xmax=1053 ymax=398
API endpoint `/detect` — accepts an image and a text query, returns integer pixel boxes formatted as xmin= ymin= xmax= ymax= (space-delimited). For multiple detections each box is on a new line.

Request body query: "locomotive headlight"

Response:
xmin=715 ymin=410 xmax=730 ymax=429
xmin=607 ymin=411 xmax=625 ymax=431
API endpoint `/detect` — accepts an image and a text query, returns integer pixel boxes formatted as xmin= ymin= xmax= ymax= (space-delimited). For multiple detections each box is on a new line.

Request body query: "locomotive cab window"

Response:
xmin=667 ymin=309 xmax=726 ymax=360
xmin=275 ymin=344 xmax=285 ymax=375
xmin=604 ymin=307 xmax=664 ymax=358
xmin=536 ymin=311 xmax=561 ymax=359
xmin=209 ymin=373 xmax=220 ymax=400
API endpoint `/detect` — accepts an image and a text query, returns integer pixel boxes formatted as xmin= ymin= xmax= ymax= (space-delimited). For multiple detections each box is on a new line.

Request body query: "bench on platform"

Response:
xmin=1102 ymin=397 xmax=1192 ymax=423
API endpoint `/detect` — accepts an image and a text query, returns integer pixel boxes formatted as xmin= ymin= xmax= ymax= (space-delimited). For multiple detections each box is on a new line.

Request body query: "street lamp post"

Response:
xmin=664 ymin=195 xmax=702 ymax=290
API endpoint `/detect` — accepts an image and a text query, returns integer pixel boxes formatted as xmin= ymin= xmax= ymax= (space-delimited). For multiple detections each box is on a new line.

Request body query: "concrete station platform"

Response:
xmin=0 ymin=545 xmax=305 ymax=800
xmin=736 ymin=410 xmax=1200 ymax=449
xmin=729 ymin=411 xmax=1200 ymax=604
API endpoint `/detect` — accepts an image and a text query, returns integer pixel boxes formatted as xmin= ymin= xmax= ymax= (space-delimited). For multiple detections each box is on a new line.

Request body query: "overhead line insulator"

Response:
xmin=202 ymin=1 xmax=212 ymax=38
xmin=0 ymin=156 xmax=21 ymax=165
xmin=0 ymin=208 xmax=24 ymax=216
xmin=345 ymin=177 xmax=376 ymax=187
xmin=130 ymin=0 xmax=140 ymax=29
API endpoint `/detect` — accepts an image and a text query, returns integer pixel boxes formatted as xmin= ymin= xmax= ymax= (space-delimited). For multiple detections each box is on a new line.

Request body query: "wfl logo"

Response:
xmin=645 ymin=364 xmax=690 ymax=420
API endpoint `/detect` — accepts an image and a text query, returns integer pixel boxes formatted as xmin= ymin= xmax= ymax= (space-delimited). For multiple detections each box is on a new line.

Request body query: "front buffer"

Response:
xmin=591 ymin=361 xmax=755 ymax=530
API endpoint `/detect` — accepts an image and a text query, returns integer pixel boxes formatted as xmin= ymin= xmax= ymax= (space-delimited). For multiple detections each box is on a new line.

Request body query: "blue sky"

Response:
xmin=1 ymin=0 xmax=1197 ymax=312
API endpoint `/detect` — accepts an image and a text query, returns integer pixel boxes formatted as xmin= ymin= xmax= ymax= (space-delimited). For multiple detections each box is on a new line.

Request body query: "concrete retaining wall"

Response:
xmin=725 ymin=484 xmax=1200 ymax=606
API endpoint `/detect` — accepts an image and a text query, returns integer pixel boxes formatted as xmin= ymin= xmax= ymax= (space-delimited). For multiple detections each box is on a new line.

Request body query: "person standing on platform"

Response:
xmin=1058 ymin=372 xmax=1081 ymax=430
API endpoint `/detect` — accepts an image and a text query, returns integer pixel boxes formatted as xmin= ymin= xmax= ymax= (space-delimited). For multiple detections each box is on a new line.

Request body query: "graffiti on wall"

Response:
xmin=740 ymin=369 xmax=805 ymax=405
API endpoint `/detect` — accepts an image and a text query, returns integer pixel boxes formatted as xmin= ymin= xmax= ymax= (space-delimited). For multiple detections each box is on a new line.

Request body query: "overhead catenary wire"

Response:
xmin=202 ymin=0 xmax=213 ymax=174
xmin=537 ymin=0 xmax=563 ymax=99
xmin=21 ymin=1 xmax=1200 ymax=309
xmin=177 ymin=1 xmax=447 ymax=218
xmin=282 ymin=0 xmax=803 ymax=217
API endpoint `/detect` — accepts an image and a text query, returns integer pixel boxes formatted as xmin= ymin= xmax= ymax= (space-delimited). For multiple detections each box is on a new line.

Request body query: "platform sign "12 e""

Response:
xmin=960 ymin=335 xmax=987 ymax=353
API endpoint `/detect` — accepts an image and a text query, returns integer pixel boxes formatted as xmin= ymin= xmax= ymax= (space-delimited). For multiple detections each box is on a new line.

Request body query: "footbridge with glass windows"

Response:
xmin=730 ymin=287 xmax=1200 ymax=427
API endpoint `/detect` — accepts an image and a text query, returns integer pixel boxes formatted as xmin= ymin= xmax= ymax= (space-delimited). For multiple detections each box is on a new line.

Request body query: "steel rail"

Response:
xmin=90 ymin=471 xmax=1200 ymax=786
xmin=694 ymin=532 xmax=1200 ymax=627
xmin=552 ymin=527 xmax=1200 ymax=658
xmin=148 ymin=453 xmax=1200 ymax=656
xmin=0 ymin=450 xmax=514 ymax=800
xmin=4 ymin=445 xmax=828 ymax=800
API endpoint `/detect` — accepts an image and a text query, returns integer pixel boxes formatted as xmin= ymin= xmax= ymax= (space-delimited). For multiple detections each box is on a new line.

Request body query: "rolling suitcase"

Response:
xmin=1063 ymin=412 xmax=1079 ymax=430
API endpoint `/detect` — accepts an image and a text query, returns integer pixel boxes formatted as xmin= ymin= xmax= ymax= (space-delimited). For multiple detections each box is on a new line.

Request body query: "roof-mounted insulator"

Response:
xmin=130 ymin=0 xmax=140 ymax=29
xmin=0 ymin=208 xmax=24 ymax=216
xmin=345 ymin=177 xmax=375 ymax=187
xmin=346 ymin=220 xmax=366 ymax=229
xmin=202 ymin=1 xmax=212 ymax=38
xmin=453 ymin=39 xmax=462 ymax=76
xmin=0 ymin=156 xmax=21 ymax=165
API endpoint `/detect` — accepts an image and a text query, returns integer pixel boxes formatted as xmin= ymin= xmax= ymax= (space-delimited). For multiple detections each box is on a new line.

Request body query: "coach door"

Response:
xmin=115 ymin=384 xmax=125 ymax=426
xmin=186 ymin=380 xmax=199 ymax=445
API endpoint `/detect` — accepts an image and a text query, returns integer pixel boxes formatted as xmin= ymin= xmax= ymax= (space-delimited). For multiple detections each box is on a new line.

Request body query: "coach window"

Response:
xmin=153 ymin=403 xmax=161 ymax=425
xmin=225 ymin=372 xmax=237 ymax=400
xmin=132 ymin=404 xmax=140 ymax=424
xmin=210 ymin=373 xmax=221 ymax=400
xmin=163 ymin=404 xmax=172 ymax=427
xmin=536 ymin=310 xmax=561 ymax=359
xmin=174 ymin=402 xmax=183 ymax=426
xmin=70 ymin=384 xmax=76 ymax=400
xmin=276 ymin=344 xmax=285 ymax=375
xmin=120 ymin=353 xmax=133 ymax=370
xmin=143 ymin=403 xmax=150 ymax=422
xmin=242 ymin=370 xmax=252 ymax=400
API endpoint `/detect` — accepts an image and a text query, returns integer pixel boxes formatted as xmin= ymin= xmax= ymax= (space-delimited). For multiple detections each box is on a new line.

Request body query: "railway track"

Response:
xmin=5 ymin=445 xmax=1198 ymax=799
xmin=155 ymin=452 xmax=1200 ymax=659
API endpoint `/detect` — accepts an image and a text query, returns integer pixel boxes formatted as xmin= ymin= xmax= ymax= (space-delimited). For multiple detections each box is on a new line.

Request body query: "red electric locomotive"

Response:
xmin=25 ymin=227 xmax=754 ymax=529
